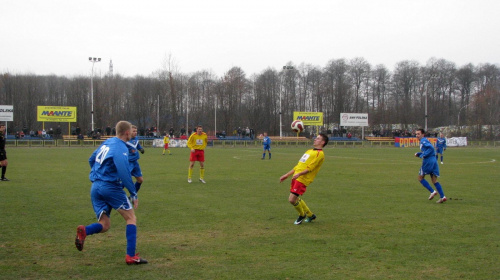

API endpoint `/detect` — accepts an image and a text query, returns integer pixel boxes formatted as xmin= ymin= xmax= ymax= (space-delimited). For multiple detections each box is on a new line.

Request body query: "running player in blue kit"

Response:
xmin=415 ymin=129 xmax=447 ymax=204
xmin=74 ymin=121 xmax=148 ymax=264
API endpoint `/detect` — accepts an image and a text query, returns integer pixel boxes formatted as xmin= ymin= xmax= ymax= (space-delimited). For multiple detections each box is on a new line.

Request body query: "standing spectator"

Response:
xmin=106 ymin=126 xmax=111 ymax=136
xmin=180 ymin=127 xmax=186 ymax=136
xmin=436 ymin=133 xmax=447 ymax=164
xmin=279 ymin=134 xmax=329 ymax=225
xmin=74 ymin=121 xmax=148 ymax=264
xmin=169 ymin=127 xmax=174 ymax=138
xmin=55 ymin=125 xmax=62 ymax=139
xmin=261 ymin=132 xmax=271 ymax=160
xmin=0 ymin=124 xmax=9 ymax=181
xmin=415 ymin=129 xmax=447 ymax=203
xmin=187 ymin=125 xmax=208 ymax=183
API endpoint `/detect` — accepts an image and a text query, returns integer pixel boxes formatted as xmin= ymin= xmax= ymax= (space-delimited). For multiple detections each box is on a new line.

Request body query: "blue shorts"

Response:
xmin=129 ymin=161 xmax=143 ymax=178
xmin=419 ymin=159 xmax=440 ymax=177
xmin=436 ymin=147 xmax=444 ymax=154
xmin=263 ymin=145 xmax=271 ymax=151
xmin=90 ymin=181 xmax=133 ymax=220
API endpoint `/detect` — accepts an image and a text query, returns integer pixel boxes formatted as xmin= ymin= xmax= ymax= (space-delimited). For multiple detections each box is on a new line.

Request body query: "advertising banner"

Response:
xmin=37 ymin=106 xmax=77 ymax=122
xmin=292 ymin=112 xmax=323 ymax=125
xmin=153 ymin=139 xmax=188 ymax=148
xmin=340 ymin=113 xmax=368 ymax=126
xmin=446 ymin=137 xmax=467 ymax=147
xmin=0 ymin=105 xmax=14 ymax=121
xmin=395 ymin=137 xmax=437 ymax=147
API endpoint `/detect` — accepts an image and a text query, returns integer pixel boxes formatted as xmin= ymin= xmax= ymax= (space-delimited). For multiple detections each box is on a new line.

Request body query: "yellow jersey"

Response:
xmin=293 ymin=148 xmax=325 ymax=186
xmin=187 ymin=132 xmax=208 ymax=150
xmin=163 ymin=136 xmax=170 ymax=144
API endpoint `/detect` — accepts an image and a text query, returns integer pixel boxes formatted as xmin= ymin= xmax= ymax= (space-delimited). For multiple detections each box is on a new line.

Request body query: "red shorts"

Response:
xmin=190 ymin=149 xmax=205 ymax=162
xmin=164 ymin=144 xmax=169 ymax=149
xmin=290 ymin=179 xmax=307 ymax=195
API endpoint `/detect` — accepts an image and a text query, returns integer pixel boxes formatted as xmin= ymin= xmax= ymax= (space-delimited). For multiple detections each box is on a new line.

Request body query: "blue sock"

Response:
xmin=126 ymin=224 xmax=137 ymax=257
xmin=441 ymin=156 xmax=443 ymax=162
xmin=434 ymin=182 xmax=445 ymax=198
xmin=262 ymin=153 xmax=265 ymax=158
xmin=269 ymin=153 xmax=271 ymax=159
xmin=420 ymin=179 xmax=435 ymax=193
xmin=85 ymin=223 xmax=103 ymax=235
xmin=135 ymin=182 xmax=142 ymax=193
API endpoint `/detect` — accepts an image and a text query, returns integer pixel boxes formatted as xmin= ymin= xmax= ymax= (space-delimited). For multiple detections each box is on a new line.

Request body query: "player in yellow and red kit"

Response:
xmin=280 ymin=133 xmax=328 ymax=225
xmin=187 ymin=125 xmax=208 ymax=183
xmin=162 ymin=134 xmax=171 ymax=155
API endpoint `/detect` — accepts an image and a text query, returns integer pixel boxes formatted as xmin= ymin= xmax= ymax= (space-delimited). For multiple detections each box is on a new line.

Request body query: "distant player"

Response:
xmin=0 ymin=124 xmax=9 ymax=181
xmin=415 ymin=128 xmax=447 ymax=203
xmin=75 ymin=121 xmax=147 ymax=264
xmin=436 ymin=133 xmax=447 ymax=164
xmin=127 ymin=125 xmax=145 ymax=193
xmin=262 ymin=132 xmax=271 ymax=160
xmin=187 ymin=125 xmax=208 ymax=183
xmin=279 ymin=134 xmax=328 ymax=225
xmin=162 ymin=134 xmax=171 ymax=155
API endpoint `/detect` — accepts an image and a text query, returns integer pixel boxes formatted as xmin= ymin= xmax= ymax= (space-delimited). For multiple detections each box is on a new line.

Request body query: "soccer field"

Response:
xmin=1 ymin=146 xmax=499 ymax=279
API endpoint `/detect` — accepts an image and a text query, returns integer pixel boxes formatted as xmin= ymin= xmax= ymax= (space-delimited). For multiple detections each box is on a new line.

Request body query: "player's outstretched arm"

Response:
xmin=280 ymin=169 xmax=294 ymax=183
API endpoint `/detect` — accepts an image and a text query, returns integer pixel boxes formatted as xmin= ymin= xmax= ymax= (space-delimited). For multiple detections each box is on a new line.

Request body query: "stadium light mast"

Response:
xmin=458 ymin=104 xmax=468 ymax=128
xmin=89 ymin=57 xmax=101 ymax=132
xmin=280 ymin=65 xmax=294 ymax=138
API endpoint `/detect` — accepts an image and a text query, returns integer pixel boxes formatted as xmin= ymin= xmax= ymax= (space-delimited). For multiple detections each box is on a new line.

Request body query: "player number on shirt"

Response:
xmin=300 ymin=153 xmax=310 ymax=163
xmin=95 ymin=145 xmax=110 ymax=164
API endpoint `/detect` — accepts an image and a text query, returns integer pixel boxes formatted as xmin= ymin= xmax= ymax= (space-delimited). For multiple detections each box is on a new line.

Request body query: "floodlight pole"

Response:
xmin=89 ymin=57 xmax=101 ymax=132
xmin=458 ymin=104 xmax=468 ymax=127
xmin=280 ymin=65 xmax=293 ymax=138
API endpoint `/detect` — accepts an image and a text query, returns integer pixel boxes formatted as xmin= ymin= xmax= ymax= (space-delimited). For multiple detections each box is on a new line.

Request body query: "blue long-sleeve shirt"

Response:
xmin=126 ymin=136 xmax=143 ymax=162
xmin=263 ymin=136 xmax=271 ymax=146
xmin=436 ymin=137 xmax=447 ymax=149
xmin=418 ymin=137 xmax=436 ymax=159
xmin=89 ymin=137 xmax=136 ymax=197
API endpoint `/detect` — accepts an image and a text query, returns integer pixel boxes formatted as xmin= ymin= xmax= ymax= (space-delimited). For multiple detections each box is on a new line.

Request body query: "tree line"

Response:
xmin=1 ymin=57 xmax=499 ymax=139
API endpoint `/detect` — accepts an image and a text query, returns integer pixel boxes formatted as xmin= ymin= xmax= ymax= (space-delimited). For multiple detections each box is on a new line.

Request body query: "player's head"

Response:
xmin=131 ymin=125 xmax=138 ymax=137
xmin=263 ymin=132 xmax=267 ymax=136
xmin=196 ymin=125 xmax=203 ymax=134
xmin=416 ymin=128 xmax=425 ymax=139
xmin=314 ymin=133 xmax=329 ymax=148
xmin=116 ymin=121 xmax=133 ymax=141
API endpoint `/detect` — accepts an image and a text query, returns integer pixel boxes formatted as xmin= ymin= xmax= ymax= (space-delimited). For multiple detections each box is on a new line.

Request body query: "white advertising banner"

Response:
xmin=153 ymin=139 xmax=188 ymax=148
xmin=446 ymin=137 xmax=467 ymax=147
xmin=0 ymin=105 xmax=14 ymax=121
xmin=340 ymin=113 xmax=368 ymax=126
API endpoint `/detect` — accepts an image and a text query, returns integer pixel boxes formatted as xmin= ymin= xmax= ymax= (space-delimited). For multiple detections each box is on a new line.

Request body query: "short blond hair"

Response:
xmin=116 ymin=121 xmax=132 ymax=136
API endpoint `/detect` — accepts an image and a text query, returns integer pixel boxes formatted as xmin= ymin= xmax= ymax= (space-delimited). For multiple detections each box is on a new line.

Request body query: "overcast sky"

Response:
xmin=1 ymin=0 xmax=499 ymax=78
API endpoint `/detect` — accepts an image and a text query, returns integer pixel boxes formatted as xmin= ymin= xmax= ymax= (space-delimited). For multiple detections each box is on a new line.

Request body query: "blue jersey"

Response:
xmin=126 ymin=137 xmax=143 ymax=162
xmin=89 ymin=137 xmax=136 ymax=196
xmin=436 ymin=137 xmax=446 ymax=153
xmin=263 ymin=136 xmax=271 ymax=146
xmin=417 ymin=137 xmax=440 ymax=177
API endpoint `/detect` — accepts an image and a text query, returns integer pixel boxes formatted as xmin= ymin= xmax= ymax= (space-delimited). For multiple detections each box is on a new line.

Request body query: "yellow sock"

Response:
xmin=200 ymin=168 xmax=205 ymax=179
xmin=162 ymin=149 xmax=165 ymax=155
xmin=293 ymin=200 xmax=305 ymax=216
xmin=188 ymin=168 xmax=193 ymax=179
xmin=168 ymin=149 xmax=171 ymax=154
xmin=299 ymin=198 xmax=313 ymax=217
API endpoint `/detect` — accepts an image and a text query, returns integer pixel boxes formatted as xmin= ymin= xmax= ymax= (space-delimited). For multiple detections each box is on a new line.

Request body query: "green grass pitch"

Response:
xmin=1 ymin=145 xmax=499 ymax=279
